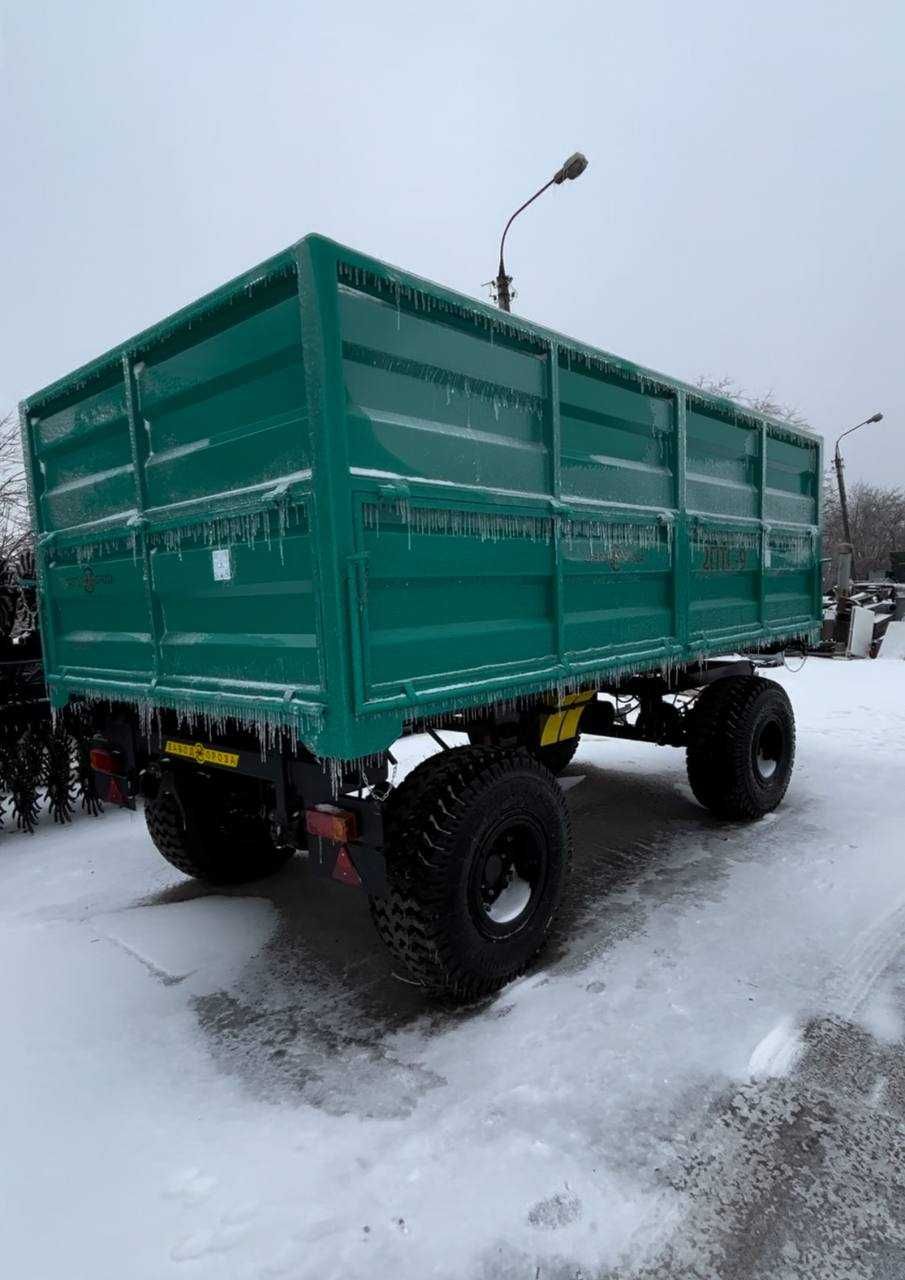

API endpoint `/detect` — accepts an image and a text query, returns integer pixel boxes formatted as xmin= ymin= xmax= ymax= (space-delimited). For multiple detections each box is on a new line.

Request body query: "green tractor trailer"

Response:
xmin=21 ymin=234 xmax=821 ymax=997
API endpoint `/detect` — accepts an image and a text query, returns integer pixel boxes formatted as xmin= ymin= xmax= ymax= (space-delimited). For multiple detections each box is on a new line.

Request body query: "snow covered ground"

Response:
xmin=2 ymin=659 xmax=905 ymax=1279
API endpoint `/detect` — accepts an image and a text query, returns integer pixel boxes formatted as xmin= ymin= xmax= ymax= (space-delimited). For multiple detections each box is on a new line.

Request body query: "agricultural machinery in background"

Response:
xmin=817 ymin=543 xmax=905 ymax=659
xmin=0 ymin=547 xmax=99 ymax=833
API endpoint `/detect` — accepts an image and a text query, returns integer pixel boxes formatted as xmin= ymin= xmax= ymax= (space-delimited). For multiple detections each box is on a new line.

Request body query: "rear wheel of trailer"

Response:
xmin=370 ymin=746 xmax=571 ymax=1000
xmin=144 ymin=770 xmax=291 ymax=885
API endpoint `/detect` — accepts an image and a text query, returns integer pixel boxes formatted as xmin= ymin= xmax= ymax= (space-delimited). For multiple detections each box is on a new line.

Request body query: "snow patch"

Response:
xmin=748 ymin=1017 xmax=804 ymax=1079
xmin=93 ymin=896 xmax=277 ymax=990
xmin=558 ymin=774 xmax=586 ymax=793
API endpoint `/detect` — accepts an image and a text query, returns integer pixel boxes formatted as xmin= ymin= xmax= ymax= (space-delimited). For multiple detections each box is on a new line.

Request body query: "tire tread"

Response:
xmin=686 ymin=676 xmax=795 ymax=819
xmin=371 ymin=746 xmax=570 ymax=1000
xmin=145 ymin=782 xmax=290 ymax=885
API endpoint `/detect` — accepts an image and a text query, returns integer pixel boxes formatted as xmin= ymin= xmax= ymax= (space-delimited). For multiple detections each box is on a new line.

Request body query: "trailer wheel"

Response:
xmin=686 ymin=676 xmax=795 ymax=819
xmin=144 ymin=774 xmax=291 ymax=885
xmin=467 ymin=727 xmax=580 ymax=776
xmin=371 ymin=746 xmax=571 ymax=1000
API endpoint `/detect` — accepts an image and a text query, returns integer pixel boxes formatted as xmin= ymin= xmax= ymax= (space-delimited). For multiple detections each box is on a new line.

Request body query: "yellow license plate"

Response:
xmin=164 ymin=739 xmax=240 ymax=768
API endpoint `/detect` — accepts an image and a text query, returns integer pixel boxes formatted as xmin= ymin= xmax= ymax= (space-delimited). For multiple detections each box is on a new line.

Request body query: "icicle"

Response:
xmin=691 ymin=526 xmax=760 ymax=555
xmin=71 ymin=531 xmax=137 ymax=564
xmin=362 ymin=502 xmax=553 ymax=546
xmin=768 ymin=530 xmax=815 ymax=568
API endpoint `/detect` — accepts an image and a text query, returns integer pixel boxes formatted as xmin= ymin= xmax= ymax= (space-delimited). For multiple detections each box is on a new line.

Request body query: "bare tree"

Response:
xmin=823 ymin=476 xmax=905 ymax=578
xmin=0 ymin=410 xmax=30 ymax=568
xmin=694 ymin=376 xmax=809 ymax=428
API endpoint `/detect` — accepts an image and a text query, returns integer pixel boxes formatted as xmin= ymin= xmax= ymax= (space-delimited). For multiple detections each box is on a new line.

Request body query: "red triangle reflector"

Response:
xmin=332 ymin=845 xmax=361 ymax=887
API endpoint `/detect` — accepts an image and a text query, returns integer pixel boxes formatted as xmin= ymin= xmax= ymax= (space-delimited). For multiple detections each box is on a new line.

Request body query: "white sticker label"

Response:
xmin=212 ymin=548 xmax=232 ymax=581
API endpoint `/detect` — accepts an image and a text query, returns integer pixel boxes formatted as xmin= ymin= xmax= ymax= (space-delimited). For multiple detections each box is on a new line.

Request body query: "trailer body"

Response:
xmin=21 ymin=234 xmax=822 ymax=762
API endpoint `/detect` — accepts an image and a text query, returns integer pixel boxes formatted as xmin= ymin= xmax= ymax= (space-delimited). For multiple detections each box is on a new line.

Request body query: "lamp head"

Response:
xmin=554 ymin=152 xmax=588 ymax=184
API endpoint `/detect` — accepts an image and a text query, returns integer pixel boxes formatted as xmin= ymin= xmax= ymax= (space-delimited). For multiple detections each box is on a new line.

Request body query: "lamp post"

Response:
xmin=834 ymin=411 xmax=883 ymax=577
xmin=493 ymin=152 xmax=588 ymax=313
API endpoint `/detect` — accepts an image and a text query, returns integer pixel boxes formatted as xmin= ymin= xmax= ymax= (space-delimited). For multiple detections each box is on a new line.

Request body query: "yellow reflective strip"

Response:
xmin=540 ymin=712 xmax=565 ymax=747
xmin=560 ymin=706 xmax=584 ymax=740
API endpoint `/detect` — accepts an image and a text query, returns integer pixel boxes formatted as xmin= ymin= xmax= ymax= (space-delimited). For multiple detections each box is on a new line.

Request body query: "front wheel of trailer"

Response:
xmin=370 ymin=746 xmax=571 ymax=1001
xmin=686 ymin=675 xmax=796 ymax=819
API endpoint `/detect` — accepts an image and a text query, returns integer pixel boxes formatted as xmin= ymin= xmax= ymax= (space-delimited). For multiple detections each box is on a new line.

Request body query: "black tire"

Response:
xmin=370 ymin=746 xmax=571 ymax=1000
xmin=686 ymin=676 xmax=796 ymax=819
xmin=467 ymin=726 xmax=580 ymax=776
xmin=145 ymin=774 xmax=291 ymax=885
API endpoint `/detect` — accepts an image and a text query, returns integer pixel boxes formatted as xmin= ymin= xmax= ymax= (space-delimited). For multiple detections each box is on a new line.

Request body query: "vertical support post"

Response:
xmin=548 ymin=342 xmax=566 ymax=670
xmin=673 ymin=391 xmax=689 ymax=650
xmin=295 ymin=238 xmax=358 ymax=758
xmin=122 ymin=354 xmax=163 ymax=682
xmin=18 ymin=404 xmax=62 ymax=702
xmin=758 ymin=423 xmax=768 ymax=634
xmin=495 ymin=265 xmax=512 ymax=313
xmin=834 ymin=444 xmax=856 ymax=584
xmin=813 ymin=437 xmax=824 ymax=627
xmin=549 ymin=342 xmax=562 ymax=504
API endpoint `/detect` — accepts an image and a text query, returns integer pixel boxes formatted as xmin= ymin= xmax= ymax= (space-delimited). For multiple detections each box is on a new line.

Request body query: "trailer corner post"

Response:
xmin=673 ymin=389 xmax=689 ymax=650
xmin=295 ymin=237 xmax=358 ymax=762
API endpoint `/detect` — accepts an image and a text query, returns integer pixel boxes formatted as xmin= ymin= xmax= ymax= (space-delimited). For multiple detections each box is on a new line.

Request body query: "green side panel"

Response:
xmin=688 ymin=525 xmax=761 ymax=644
xmin=764 ymin=433 xmax=818 ymax=525
xmin=764 ymin=527 xmax=819 ymax=630
xmin=25 ymin=261 xmax=324 ymax=739
xmin=339 ymin=283 xmax=548 ymax=494
xmin=559 ymin=363 xmax=674 ymax=508
xmin=34 ymin=376 xmax=133 ymax=532
xmin=562 ymin=524 xmax=674 ymax=658
xmin=23 ymin=233 xmax=822 ymax=763
xmin=138 ymin=287 xmax=308 ymax=511
xmin=686 ymin=404 xmax=759 ymax=519
xmin=44 ymin=538 xmax=153 ymax=678
xmin=360 ymin=508 xmax=556 ymax=699
xmin=150 ymin=510 xmax=319 ymax=692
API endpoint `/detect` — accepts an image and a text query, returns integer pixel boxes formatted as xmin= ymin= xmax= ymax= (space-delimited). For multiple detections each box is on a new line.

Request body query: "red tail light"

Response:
xmin=89 ymin=747 xmax=120 ymax=775
xmin=305 ymin=805 xmax=358 ymax=843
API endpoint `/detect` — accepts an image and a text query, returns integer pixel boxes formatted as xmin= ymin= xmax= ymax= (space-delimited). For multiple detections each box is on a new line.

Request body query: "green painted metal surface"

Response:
xmin=21 ymin=235 xmax=822 ymax=761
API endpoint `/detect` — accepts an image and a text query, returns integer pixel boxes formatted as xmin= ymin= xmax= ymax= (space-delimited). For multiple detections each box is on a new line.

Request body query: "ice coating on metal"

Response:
xmin=692 ymin=527 xmax=761 ymax=554
xmin=363 ymin=501 xmax=667 ymax=556
xmin=148 ymin=502 xmax=302 ymax=561
xmin=769 ymin=530 xmax=815 ymax=568
xmin=363 ymin=501 xmax=552 ymax=545
xmin=69 ymin=687 xmax=323 ymax=757
xmin=20 ymin=234 xmax=822 ymax=769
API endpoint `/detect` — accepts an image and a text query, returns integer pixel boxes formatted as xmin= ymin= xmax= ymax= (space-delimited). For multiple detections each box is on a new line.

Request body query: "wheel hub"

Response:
xmin=473 ymin=822 xmax=546 ymax=936
xmin=753 ymin=717 xmax=784 ymax=781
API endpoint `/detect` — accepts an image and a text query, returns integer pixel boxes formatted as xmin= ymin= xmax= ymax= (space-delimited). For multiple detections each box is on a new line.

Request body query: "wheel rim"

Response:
xmin=469 ymin=819 xmax=548 ymax=938
xmin=753 ymin=717 xmax=784 ymax=781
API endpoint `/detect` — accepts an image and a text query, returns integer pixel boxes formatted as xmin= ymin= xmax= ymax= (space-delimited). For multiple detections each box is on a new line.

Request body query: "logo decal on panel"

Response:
xmin=62 ymin=566 xmax=114 ymax=593
xmin=164 ymin=740 xmax=240 ymax=768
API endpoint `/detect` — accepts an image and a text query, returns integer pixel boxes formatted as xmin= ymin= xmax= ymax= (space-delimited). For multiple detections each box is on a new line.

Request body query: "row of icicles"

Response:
xmin=59 ymin=503 xmax=815 ymax=569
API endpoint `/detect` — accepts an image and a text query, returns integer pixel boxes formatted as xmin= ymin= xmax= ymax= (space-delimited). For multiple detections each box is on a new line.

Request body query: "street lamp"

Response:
xmin=834 ymin=411 xmax=883 ymax=575
xmin=493 ymin=151 xmax=589 ymax=313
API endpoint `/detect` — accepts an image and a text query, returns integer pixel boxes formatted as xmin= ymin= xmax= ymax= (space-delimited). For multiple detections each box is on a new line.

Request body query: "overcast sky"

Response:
xmin=2 ymin=0 xmax=903 ymax=485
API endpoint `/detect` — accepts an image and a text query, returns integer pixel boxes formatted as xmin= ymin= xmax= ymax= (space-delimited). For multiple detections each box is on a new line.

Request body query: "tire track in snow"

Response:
xmin=829 ymin=896 xmax=905 ymax=1021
